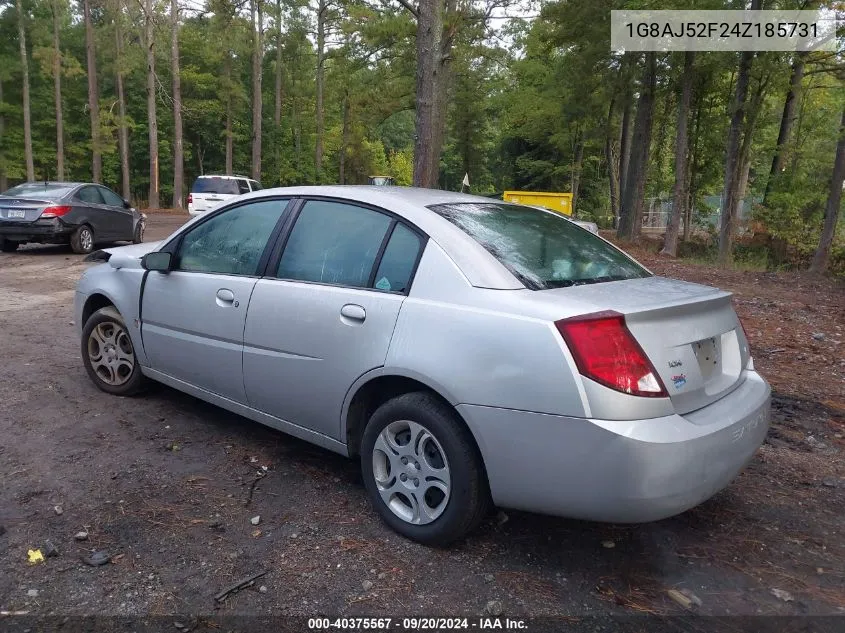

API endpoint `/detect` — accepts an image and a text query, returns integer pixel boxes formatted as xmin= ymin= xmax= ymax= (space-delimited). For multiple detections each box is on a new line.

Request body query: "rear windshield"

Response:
xmin=429 ymin=202 xmax=650 ymax=290
xmin=191 ymin=177 xmax=239 ymax=195
xmin=2 ymin=183 xmax=74 ymax=199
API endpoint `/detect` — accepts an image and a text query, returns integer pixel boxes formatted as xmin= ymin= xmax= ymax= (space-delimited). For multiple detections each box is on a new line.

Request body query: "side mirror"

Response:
xmin=123 ymin=199 xmax=131 ymax=209
xmin=141 ymin=251 xmax=173 ymax=273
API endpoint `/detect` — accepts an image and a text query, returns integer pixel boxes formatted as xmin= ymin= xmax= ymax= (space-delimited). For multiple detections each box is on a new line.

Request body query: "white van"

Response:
xmin=187 ymin=175 xmax=263 ymax=216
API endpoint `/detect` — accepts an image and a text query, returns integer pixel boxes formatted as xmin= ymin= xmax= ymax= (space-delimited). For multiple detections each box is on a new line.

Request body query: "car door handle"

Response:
xmin=340 ymin=304 xmax=366 ymax=321
xmin=216 ymin=288 xmax=237 ymax=307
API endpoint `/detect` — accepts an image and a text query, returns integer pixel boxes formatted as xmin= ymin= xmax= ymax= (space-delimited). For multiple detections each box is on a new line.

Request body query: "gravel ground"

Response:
xmin=1 ymin=214 xmax=843 ymax=619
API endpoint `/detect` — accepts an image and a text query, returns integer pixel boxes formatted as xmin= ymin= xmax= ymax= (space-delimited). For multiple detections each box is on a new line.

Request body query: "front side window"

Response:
xmin=277 ymin=200 xmax=392 ymax=288
xmin=429 ymin=203 xmax=650 ymax=289
xmin=76 ymin=186 xmax=105 ymax=205
xmin=249 ymin=180 xmax=263 ymax=191
xmin=176 ymin=200 xmax=286 ymax=275
xmin=98 ymin=187 xmax=124 ymax=207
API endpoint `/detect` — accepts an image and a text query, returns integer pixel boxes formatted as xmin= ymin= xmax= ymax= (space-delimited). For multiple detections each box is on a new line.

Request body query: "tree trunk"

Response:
xmin=0 ymin=79 xmax=6 ymax=191
xmin=274 ymin=0 xmax=283 ymax=128
xmin=251 ymin=0 xmax=263 ymax=182
xmin=412 ymin=0 xmax=454 ymax=188
xmin=145 ymin=0 xmax=159 ymax=208
xmin=339 ymin=89 xmax=350 ymax=185
xmin=617 ymin=52 xmax=657 ymax=241
xmin=115 ymin=1 xmax=130 ymax=200
xmin=810 ymin=105 xmax=845 ymax=273
xmin=661 ymin=51 xmax=694 ymax=257
xmin=170 ymin=0 xmax=184 ymax=208
xmin=718 ymin=0 xmax=759 ymax=266
xmin=314 ymin=0 xmax=325 ymax=179
xmin=618 ymin=83 xmax=633 ymax=207
xmin=224 ymin=55 xmax=233 ymax=175
xmin=605 ymin=110 xmax=620 ymax=225
xmin=52 ymin=0 xmax=64 ymax=181
xmin=273 ymin=0 xmax=282 ymax=182
xmin=16 ymin=0 xmax=34 ymax=181
xmin=83 ymin=0 xmax=101 ymax=182
xmin=764 ymin=54 xmax=805 ymax=205
xmin=570 ymin=129 xmax=584 ymax=213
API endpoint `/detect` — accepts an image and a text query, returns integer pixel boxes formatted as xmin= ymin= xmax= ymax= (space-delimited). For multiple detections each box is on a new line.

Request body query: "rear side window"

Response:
xmin=237 ymin=179 xmax=250 ymax=194
xmin=191 ymin=177 xmax=239 ymax=195
xmin=276 ymin=200 xmax=392 ymax=288
xmin=373 ymin=224 xmax=422 ymax=293
xmin=76 ymin=186 xmax=105 ymax=204
xmin=429 ymin=202 xmax=650 ymax=289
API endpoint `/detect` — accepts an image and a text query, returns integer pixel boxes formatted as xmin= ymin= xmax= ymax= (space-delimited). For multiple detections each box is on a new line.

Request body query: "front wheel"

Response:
xmin=81 ymin=307 xmax=146 ymax=396
xmin=132 ymin=219 xmax=145 ymax=244
xmin=70 ymin=225 xmax=95 ymax=254
xmin=360 ymin=392 xmax=491 ymax=546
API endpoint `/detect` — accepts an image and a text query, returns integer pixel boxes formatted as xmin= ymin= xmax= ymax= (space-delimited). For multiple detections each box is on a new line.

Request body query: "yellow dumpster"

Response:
xmin=503 ymin=191 xmax=573 ymax=216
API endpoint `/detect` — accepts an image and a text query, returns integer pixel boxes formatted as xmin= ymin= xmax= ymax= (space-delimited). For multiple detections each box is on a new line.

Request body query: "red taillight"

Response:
xmin=555 ymin=310 xmax=668 ymax=398
xmin=40 ymin=205 xmax=72 ymax=218
xmin=187 ymin=193 xmax=193 ymax=204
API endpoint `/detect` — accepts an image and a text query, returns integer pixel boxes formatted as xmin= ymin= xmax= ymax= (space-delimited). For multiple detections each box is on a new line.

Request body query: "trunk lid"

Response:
xmin=542 ymin=276 xmax=750 ymax=414
xmin=0 ymin=197 xmax=52 ymax=223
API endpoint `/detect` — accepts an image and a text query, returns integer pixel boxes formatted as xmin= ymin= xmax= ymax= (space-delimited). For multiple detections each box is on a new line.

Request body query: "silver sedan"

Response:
xmin=75 ymin=187 xmax=770 ymax=545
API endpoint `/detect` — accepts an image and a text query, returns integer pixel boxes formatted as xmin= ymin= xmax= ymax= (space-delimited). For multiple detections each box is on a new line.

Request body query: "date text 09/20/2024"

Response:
xmin=308 ymin=618 xmax=528 ymax=630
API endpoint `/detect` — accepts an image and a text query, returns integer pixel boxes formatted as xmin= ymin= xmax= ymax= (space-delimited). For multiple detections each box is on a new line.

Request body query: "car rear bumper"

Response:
xmin=458 ymin=370 xmax=770 ymax=522
xmin=0 ymin=218 xmax=74 ymax=242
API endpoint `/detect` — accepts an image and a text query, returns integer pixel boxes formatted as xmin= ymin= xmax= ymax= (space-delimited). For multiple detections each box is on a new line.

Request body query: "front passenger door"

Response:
xmin=141 ymin=199 xmax=288 ymax=403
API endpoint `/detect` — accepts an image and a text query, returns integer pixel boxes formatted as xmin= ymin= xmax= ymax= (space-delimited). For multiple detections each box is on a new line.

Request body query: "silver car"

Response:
xmin=75 ymin=187 xmax=770 ymax=545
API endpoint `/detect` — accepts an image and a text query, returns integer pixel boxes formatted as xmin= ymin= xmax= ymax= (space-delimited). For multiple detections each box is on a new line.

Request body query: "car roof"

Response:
xmin=196 ymin=174 xmax=253 ymax=180
xmin=14 ymin=181 xmax=87 ymax=187
xmin=232 ymin=185 xmax=524 ymax=290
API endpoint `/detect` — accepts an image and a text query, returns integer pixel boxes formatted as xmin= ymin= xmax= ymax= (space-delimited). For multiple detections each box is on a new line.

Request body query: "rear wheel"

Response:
xmin=70 ymin=225 xmax=95 ymax=254
xmin=360 ymin=392 xmax=491 ymax=546
xmin=0 ymin=237 xmax=19 ymax=252
xmin=81 ymin=306 xmax=145 ymax=396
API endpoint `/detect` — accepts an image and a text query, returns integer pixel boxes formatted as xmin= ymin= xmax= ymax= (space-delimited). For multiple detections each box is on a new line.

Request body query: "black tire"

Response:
xmin=360 ymin=392 xmax=491 ymax=546
xmin=81 ymin=306 xmax=146 ymax=396
xmin=70 ymin=225 xmax=95 ymax=254
xmin=0 ymin=238 xmax=19 ymax=252
xmin=132 ymin=220 xmax=145 ymax=244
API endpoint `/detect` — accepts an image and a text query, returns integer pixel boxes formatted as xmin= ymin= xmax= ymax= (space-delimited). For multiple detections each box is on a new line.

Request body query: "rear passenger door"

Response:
xmin=243 ymin=199 xmax=426 ymax=439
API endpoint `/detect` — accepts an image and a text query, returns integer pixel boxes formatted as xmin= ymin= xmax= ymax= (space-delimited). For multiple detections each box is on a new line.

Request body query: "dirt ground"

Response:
xmin=1 ymin=213 xmax=843 ymax=620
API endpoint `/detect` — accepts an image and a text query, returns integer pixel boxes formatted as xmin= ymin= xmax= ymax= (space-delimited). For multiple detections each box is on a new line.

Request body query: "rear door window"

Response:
xmin=429 ymin=202 xmax=650 ymax=289
xmin=76 ymin=186 xmax=105 ymax=205
xmin=237 ymin=179 xmax=251 ymax=195
xmin=191 ymin=178 xmax=239 ymax=195
xmin=276 ymin=200 xmax=392 ymax=288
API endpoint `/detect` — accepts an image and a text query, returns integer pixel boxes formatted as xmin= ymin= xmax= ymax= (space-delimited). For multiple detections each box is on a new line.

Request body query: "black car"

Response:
xmin=0 ymin=181 xmax=145 ymax=254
